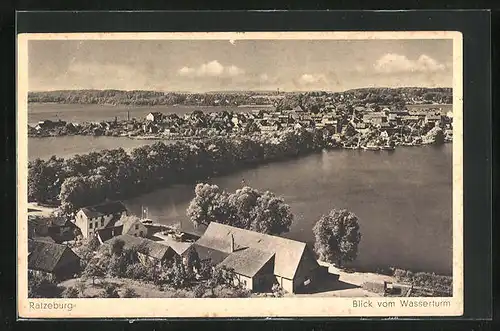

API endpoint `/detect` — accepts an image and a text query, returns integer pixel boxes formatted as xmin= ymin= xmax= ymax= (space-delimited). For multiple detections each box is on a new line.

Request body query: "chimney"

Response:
xmin=230 ymin=234 xmax=235 ymax=253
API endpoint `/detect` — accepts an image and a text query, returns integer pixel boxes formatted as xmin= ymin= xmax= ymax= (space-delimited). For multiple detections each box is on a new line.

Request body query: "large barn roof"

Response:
xmin=196 ymin=222 xmax=308 ymax=280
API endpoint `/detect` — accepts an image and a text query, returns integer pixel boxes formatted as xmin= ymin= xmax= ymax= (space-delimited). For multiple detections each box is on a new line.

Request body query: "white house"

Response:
xmin=146 ymin=112 xmax=165 ymax=122
xmin=74 ymin=201 xmax=128 ymax=238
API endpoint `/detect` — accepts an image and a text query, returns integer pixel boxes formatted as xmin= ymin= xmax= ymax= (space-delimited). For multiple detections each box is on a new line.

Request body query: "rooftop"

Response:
xmin=28 ymin=240 xmax=77 ymax=273
xmin=218 ymin=247 xmax=275 ymax=277
xmin=79 ymin=201 xmax=127 ymax=219
xmin=196 ymin=222 xmax=308 ymax=280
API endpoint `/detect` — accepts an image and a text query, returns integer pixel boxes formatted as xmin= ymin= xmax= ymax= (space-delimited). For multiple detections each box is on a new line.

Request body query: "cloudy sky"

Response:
xmin=28 ymin=39 xmax=453 ymax=92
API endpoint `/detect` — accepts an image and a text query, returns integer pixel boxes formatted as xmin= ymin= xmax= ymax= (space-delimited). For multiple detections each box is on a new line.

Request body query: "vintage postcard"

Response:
xmin=17 ymin=31 xmax=463 ymax=318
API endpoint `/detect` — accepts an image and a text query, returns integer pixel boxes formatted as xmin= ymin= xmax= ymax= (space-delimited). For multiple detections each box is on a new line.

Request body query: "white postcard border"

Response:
xmin=17 ymin=31 xmax=463 ymax=318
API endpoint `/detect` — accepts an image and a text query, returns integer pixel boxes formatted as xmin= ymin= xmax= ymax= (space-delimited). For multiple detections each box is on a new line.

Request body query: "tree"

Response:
xmin=186 ymin=183 xmax=233 ymax=228
xmin=313 ymin=208 xmax=362 ymax=267
xmin=248 ymin=190 xmax=293 ymax=236
xmin=73 ymin=236 xmax=100 ymax=268
xmin=82 ymin=257 xmax=106 ymax=285
xmin=187 ymin=184 xmax=294 ymax=236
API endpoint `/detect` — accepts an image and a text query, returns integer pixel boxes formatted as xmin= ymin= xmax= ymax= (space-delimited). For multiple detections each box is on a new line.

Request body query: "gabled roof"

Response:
xmin=292 ymin=105 xmax=305 ymax=112
xmin=196 ymin=222 xmax=309 ymax=280
xmin=104 ymin=234 xmax=171 ymax=260
xmin=219 ymin=247 xmax=275 ymax=277
xmin=155 ymin=236 xmax=194 ymax=256
xmin=28 ymin=240 xmax=78 ymax=273
xmin=117 ymin=217 xmax=145 ymax=235
xmin=192 ymin=242 xmax=230 ymax=265
xmin=79 ymin=201 xmax=127 ymax=219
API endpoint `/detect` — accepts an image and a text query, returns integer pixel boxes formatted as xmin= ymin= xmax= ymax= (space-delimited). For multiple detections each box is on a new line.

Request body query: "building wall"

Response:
xmin=281 ymin=277 xmax=294 ymax=293
xmin=292 ymin=247 xmax=322 ymax=294
xmin=252 ymin=256 xmax=276 ymax=292
xmin=75 ymin=210 xmax=127 ymax=238
xmin=75 ymin=211 xmax=89 ymax=238
xmin=234 ymin=274 xmax=253 ymax=291
xmin=126 ymin=221 xmax=148 ymax=237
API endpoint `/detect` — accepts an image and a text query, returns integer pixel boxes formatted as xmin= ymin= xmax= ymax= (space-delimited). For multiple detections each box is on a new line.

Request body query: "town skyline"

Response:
xmin=29 ymin=39 xmax=453 ymax=93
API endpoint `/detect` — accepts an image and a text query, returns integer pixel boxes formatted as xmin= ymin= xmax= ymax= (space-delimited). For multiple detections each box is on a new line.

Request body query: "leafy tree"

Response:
xmin=28 ymin=157 xmax=65 ymax=203
xmin=74 ymin=236 xmax=101 ymax=268
xmin=313 ymin=208 xmax=362 ymax=267
xmin=186 ymin=183 xmax=232 ymax=228
xmin=248 ymin=190 xmax=294 ymax=235
xmin=187 ymin=184 xmax=293 ymax=235
xmin=82 ymin=257 xmax=106 ymax=285
xmin=110 ymin=239 xmax=125 ymax=256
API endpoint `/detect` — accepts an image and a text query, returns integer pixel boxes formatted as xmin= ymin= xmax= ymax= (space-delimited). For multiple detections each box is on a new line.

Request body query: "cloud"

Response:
xmin=259 ymin=73 xmax=269 ymax=82
xmin=374 ymin=53 xmax=446 ymax=74
xmin=297 ymin=73 xmax=328 ymax=86
xmin=62 ymin=61 xmax=149 ymax=90
xmin=178 ymin=60 xmax=245 ymax=78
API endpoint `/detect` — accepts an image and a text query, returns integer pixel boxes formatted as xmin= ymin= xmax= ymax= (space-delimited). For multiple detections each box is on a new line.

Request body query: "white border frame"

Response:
xmin=17 ymin=31 xmax=463 ymax=318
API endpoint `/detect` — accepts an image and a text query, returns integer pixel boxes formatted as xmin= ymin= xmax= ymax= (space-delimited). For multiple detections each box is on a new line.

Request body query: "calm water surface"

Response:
xmin=124 ymin=145 xmax=452 ymax=275
xmin=29 ymin=136 xmax=164 ymax=160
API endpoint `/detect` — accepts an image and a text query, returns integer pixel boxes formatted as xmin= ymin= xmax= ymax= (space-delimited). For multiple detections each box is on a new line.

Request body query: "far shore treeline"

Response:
xmin=28 ymin=128 xmax=329 ymax=214
xmin=28 ymin=87 xmax=453 ymax=107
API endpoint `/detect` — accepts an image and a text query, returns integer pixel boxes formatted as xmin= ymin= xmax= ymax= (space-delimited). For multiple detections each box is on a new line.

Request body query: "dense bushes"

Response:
xmin=28 ymin=272 xmax=63 ymax=298
xmin=393 ymin=269 xmax=452 ymax=296
xmin=28 ymin=128 xmax=328 ymax=214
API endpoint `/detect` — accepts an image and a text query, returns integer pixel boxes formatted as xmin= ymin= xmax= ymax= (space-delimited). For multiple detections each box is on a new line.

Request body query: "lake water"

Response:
xmin=29 ymin=136 xmax=165 ymax=160
xmin=124 ymin=144 xmax=452 ymax=275
xmin=27 ymin=103 xmax=452 ymax=274
xmin=28 ymin=103 xmax=266 ymax=125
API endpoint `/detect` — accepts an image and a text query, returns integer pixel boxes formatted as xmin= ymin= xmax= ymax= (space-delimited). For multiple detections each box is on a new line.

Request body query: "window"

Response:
xmin=139 ymin=231 xmax=144 ymax=237
xmin=101 ymin=219 xmax=104 ymax=227
xmin=135 ymin=224 xmax=139 ymax=230
xmin=89 ymin=223 xmax=93 ymax=229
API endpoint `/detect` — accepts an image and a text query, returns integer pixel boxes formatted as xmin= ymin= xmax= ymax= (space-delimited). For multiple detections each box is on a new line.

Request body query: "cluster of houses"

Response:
xmin=27 ymin=201 xmax=327 ymax=294
xmin=29 ymin=94 xmax=453 ymax=144
xmin=134 ymin=103 xmax=452 ymax=141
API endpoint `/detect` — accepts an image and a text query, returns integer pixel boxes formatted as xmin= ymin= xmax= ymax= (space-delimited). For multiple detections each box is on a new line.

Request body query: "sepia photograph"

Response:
xmin=17 ymin=31 xmax=463 ymax=318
